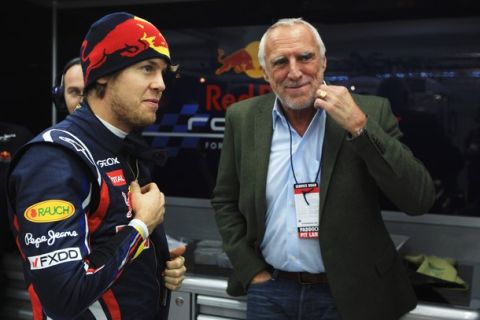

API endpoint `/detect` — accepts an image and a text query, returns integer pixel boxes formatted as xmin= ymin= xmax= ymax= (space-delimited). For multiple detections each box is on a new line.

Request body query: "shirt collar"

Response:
xmin=271 ymin=97 xmax=285 ymax=127
xmin=96 ymin=116 xmax=128 ymax=139
xmin=271 ymin=97 xmax=323 ymax=129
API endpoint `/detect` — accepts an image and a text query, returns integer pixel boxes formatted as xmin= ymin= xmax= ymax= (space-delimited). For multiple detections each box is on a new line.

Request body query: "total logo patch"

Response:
xmin=24 ymin=200 xmax=75 ymax=223
xmin=28 ymin=247 xmax=81 ymax=270
xmin=106 ymin=169 xmax=127 ymax=186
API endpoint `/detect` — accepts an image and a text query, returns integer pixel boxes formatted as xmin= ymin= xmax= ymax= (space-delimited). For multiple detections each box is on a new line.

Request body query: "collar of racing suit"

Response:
xmin=74 ymin=102 xmax=168 ymax=168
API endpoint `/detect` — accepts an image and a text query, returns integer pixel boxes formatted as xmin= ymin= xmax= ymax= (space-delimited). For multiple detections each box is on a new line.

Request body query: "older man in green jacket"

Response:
xmin=212 ymin=17 xmax=435 ymax=320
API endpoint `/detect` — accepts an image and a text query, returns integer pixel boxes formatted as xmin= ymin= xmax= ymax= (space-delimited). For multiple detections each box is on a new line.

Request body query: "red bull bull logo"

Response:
xmin=215 ymin=41 xmax=262 ymax=79
xmin=0 ymin=150 xmax=11 ymax=162
xmin=81 ymin=16 xmax=170 ymax=84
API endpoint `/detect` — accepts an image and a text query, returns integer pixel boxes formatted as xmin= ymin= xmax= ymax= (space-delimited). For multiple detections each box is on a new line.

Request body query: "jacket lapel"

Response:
xmin=251 ymin=95 xmax=345 ymax=230
xmin=254 ymin=97 xmax=274 ymax=240
xmin=320 ymin=115 xmax=345 ymax=222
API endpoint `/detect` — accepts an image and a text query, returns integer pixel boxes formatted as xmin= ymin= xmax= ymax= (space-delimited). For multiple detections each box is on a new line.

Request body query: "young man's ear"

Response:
xmin=96 ymin=76 xmax=109 ymax=85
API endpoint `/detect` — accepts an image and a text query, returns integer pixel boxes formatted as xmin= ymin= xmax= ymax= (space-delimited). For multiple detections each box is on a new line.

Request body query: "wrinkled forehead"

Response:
xmin=265 ymin=24 xmax=320 ymax=57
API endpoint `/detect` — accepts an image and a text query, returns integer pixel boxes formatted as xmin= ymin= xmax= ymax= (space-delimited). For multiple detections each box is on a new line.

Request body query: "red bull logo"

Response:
xmin=215 ymin=41 xmax=262 ymax=79
xmin=0 ymin=150 xmax=11 ymax=162
xmin=81 ymin=16 xmax=170 ymax=84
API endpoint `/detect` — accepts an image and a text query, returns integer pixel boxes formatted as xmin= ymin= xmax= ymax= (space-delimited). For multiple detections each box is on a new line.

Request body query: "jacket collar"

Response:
xmin=252 ymin=93 xmax=345 ymax=226
xmin=66 ymin=103 xmax=167 ymax=166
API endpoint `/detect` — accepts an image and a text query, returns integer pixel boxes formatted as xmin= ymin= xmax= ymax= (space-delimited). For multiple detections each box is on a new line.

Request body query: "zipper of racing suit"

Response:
xmin=128 ymin=156 xmax=166 ymax=309
xmin=126 ymin=156 xmax=139 ymax=181
xmin=150 ymin=240 xmax=166 ymax=311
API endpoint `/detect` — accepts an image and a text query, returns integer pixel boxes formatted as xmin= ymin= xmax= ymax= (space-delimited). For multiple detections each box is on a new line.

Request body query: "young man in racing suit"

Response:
xmin=6 ymin=12 xmax=185 ymax=319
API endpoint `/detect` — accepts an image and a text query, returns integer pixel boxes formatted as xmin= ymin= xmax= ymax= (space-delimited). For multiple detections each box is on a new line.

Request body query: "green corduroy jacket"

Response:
xmin=212 ymin=92 xmax=435 ymax=320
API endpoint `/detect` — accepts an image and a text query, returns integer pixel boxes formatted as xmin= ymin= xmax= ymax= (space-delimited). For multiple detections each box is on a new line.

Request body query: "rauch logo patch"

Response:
xmin=24 ymin=200 xmax=75 ymax=223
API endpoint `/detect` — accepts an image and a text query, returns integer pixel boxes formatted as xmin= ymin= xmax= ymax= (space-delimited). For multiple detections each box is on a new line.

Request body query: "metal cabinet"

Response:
xmin=402 ymin=304 xmax=480 ymax=320
xmin=196 ymin=295 xmax=246 ymax=319
xmin=169 ymin=275 xmax=480 ymax=320
xmin=168 ymin=277 xmax=246 ymax=320
xmin=170 ymin=290 xmax=193 ymax=320
xmin=0 ymin=252 xmax=33 ymax=320
xmin=2 ymin=251 xmax=478 ymax=320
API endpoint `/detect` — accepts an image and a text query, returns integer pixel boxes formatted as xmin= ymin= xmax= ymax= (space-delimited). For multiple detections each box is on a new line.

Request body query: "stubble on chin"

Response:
xmin=275 ymin=83 xmax=318 ymax=111
xmin=279 ymin=95 xmax=315 ymax=111
xmin=136 ymin=113 xmax=157 ymax=128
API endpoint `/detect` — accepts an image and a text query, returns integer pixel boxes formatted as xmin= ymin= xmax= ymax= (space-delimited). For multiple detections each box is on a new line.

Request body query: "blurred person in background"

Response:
xmin=52 ymin=57 xmax=84 ymax=114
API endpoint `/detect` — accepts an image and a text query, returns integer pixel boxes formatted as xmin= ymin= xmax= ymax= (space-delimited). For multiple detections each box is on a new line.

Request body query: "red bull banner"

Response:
xmin=142 ymin=26 xmax=271 ymax=199
xmin=215 ymin=41 xmax=263 ymax=79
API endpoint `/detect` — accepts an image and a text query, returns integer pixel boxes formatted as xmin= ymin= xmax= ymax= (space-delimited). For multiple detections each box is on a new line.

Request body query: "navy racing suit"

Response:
xmin=7 ymin=104 xmax=170 ymax=319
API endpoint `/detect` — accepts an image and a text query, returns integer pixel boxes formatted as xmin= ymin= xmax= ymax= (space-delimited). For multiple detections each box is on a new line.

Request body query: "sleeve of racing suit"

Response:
xmin=8 ymin=144 xmax=145 ymax=319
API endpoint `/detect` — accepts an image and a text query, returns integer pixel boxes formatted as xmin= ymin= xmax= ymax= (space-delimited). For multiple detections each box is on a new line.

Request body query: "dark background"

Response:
xmin=3 ymin=0 xmax=480 ymax=216
xmin=3 ymin=0 xmax=480 ymax=134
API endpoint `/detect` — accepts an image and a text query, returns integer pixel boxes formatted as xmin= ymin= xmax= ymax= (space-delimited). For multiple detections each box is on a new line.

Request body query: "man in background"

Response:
xmin=52 ymin=57 xmax=84 ymax=114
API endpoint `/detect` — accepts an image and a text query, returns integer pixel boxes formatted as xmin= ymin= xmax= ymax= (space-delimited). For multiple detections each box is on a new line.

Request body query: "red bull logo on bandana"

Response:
xmin=81 ymin=16 xmax=170 ymax=85
xmin=215 ymin=41 xmax=262 ymax=79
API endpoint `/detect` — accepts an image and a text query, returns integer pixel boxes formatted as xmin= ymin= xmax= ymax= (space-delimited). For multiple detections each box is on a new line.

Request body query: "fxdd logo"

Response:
xmin=28 ymin=247 xmax=82 ymax=270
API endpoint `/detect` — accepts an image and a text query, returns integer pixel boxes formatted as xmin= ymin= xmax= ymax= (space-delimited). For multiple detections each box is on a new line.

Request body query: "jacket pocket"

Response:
xmin=375 ymin=245 xmax=397 ymax=276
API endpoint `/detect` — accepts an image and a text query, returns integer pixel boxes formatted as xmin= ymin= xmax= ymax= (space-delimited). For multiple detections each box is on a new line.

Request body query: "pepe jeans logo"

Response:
xmin=24 ymin=200 xmax=75 ymax=223
xmin=25 ymin=230 xmax=79 ymax=248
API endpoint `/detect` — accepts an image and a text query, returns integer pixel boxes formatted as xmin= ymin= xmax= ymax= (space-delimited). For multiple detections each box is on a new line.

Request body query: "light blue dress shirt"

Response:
xmin=261 ymin=99 xmax=326 ymax=273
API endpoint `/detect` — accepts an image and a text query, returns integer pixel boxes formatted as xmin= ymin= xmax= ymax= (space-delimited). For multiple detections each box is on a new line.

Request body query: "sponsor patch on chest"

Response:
xmin=106 ymin=169 xmax=127 ymax=186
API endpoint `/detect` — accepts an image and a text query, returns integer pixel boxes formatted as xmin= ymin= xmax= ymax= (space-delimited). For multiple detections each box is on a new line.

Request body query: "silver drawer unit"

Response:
xmin=169 ymin=275 xmax=480 ymax=320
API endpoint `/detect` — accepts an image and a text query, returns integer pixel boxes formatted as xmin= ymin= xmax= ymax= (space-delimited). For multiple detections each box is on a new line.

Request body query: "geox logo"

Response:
xmin=97 ymin=157 xmax=120 ymax=168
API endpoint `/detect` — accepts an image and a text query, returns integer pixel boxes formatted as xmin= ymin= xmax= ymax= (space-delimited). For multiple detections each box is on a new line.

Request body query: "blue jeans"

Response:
xmin=246 ymin=276 xmax=342 ymax=320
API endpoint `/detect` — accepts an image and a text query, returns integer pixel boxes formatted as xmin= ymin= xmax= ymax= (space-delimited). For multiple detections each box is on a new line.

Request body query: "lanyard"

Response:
xmin=286 ymin=119 xmax=321 ymax=205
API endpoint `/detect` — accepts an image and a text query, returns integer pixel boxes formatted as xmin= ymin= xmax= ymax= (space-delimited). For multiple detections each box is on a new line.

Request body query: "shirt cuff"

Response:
xmin=346 ymin=126 xmax=365 ymax=140
xmin=128 ymin=219 xmax=149 ymax=240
